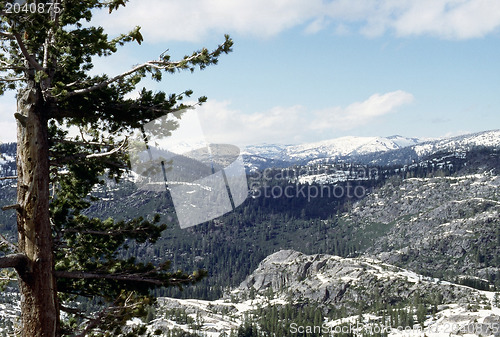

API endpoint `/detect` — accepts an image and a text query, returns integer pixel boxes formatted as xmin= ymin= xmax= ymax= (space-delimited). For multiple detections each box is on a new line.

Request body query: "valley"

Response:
xmin=0 ymin=130 xmax=499 ymax=336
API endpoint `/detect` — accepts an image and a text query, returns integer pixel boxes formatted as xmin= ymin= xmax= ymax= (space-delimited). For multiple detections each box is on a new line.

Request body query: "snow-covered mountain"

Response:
xmin=242 ymin=135 xmax=421 ymax=168
xmin=283 ymin=135 xmax=421 ymax=162
xmin=118 ymin=250 xmax=500 ymax=336
xmin=242 ymin=130 xmax=500 ymax=168
xmin=413 ymin=129 xmax=500 ymax=157
xmin=2 ymin=130 xmax=499 ymax=175
xmin=0 ymin=143 xmax=16 ymax=178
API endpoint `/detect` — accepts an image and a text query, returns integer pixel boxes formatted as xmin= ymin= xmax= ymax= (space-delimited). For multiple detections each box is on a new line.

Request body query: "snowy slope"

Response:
xmin=122 ymin=250 xmax=499 ymax=336
xmin=413 ymin=130 xmax=500 ymax=157
xmin=242 ymin=130 xmax=499 ymax=168
xmin=242 ymin=135 xmax=422 ymax=166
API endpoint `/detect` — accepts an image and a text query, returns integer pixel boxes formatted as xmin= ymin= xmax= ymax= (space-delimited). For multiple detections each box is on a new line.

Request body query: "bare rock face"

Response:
xmin=342 ymin=174 xmax=500 ymax=281
xmin=236 ymin=250 xmax=489 ymax=314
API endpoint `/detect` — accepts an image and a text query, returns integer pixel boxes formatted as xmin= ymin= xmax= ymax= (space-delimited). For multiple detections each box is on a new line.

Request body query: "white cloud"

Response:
xmin=196 ymin=101 xmax=309 ymax=146
xmin=195 ymin=90 xmax=414 ymax=146
xmin=93 ymin=0 xmax=324 ymax=42
xmin=0 ymin=90 xmax=413 ymax=145
xmin=390 ymin=0 xmax=500 ymax=39
xmin=312 ymin=90 xmax=414 ymax=131
xmin=305 ymin=17 xmax=330 ymax=35
xmin=92 ymin=0 xmax=500 ymax=41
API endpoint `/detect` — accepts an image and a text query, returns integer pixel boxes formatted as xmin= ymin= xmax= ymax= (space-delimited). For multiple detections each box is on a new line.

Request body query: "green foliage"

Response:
xmin=457 ymin=276 xmax=492 ymax=291
xmin=1 ymin=1 xmax=232 ymax=335
xmin=494 ymin=293 xmax=500 ymax=308
xmin=230 ymin=304 xmax=327 ymax=337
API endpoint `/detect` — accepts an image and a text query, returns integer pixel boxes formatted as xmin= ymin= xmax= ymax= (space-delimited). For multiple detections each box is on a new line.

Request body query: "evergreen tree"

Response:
xmin=416 ymin=303 xmax=427 ymax=328
xmin=0 ymin=2 xmax=232 ymax=336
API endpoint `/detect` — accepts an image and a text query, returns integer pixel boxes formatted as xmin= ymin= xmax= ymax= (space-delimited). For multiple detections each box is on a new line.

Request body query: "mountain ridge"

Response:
xmin=242 ymin=129 xmax=500 ymax=169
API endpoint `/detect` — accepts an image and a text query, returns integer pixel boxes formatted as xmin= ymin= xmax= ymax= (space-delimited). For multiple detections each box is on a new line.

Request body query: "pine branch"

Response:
xmin=55 ymin=270 xmax=198 ymax=286
xmin=52 ymin=140 xmax=104 ymax=147
xmin=64 ymin=37 xmax=232 ymax=97
xmin=0 ymin=253 xmax=28 ymax=270
xmin=53 ymin=138 xmax=119 ymax=148
xmin=12 ymin=32 xmax=45 ymax=72
xmin=59 ymin=305 xmax=87 ymax=318
xmin=55 ymin=270 xmax=164 ymax=285
xmin=111 ymin=100 xmax=200 ymax=115
xmin=62 ymin=227 xmax=148 ymax=237
xmin=64 ymin=62 xmax=161 ymax=97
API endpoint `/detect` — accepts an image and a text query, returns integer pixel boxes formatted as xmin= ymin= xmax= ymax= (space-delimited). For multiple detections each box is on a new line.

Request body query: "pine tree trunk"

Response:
xmin=16 ymin=83 xmax=58 ymax=337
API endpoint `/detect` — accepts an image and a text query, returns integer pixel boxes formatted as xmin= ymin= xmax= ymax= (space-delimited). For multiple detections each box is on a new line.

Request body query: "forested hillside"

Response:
xmin=3 ymin=143 xmax=498 ymax=299
xmin=1 ymin=142 xmax=499 ymax=335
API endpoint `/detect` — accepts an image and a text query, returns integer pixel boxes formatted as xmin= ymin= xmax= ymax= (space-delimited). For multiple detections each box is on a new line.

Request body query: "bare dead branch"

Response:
xmin=43 ymin=29 xmax=51 ymax=70
xmin=41 ymin=0 xmax=61 ymax=97
xmin=74 ymin=292 xmax=141 ymax=337
xmin=0 ymin=60 xmax=25 ymax=71
xmin=86 ymin=137 xmax=127 ymax=159
xmin=0 ymin=31 xmax=15 ymax=40
xmin=0 ymin=76 xmax=26 ymax=82
xmin=0 ymin=66 xmax=22 ymax=71
xmin=0 ymin=233 xmax=17 ymax=253
xmin=1 ymin=204 xmax=21 ymax=211
xmin=0 ymin=176 xmax=17 ymax=181
xmin=79 ymin=126 xmax=89 ymax=144
xmin=74 ymin=304 xmax=112 ymax=337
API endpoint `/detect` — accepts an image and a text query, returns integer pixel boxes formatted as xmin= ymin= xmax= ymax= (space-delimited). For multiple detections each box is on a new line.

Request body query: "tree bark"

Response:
xmin=16 ymin=82 xmax=59 ymax=337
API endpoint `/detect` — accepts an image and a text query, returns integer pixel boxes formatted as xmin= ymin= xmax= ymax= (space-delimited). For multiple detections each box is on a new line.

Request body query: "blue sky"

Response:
xmin=1 ymin=0 xmax=500 ymax=146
